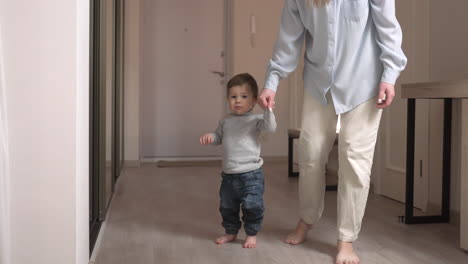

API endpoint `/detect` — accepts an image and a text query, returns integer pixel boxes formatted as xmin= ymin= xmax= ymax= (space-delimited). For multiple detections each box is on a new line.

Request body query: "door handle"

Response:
xmin=211 ymin=70 xmax=225 ymax=77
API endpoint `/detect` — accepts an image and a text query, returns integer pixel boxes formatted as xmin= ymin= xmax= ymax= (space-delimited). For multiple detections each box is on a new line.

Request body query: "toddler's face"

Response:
xmin=228 ymin=85 xmax=257 ymax=115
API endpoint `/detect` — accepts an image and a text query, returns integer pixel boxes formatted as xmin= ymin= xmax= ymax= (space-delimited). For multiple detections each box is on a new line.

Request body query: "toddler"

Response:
xmin=200 ymin=73 xmax=276 ymax=248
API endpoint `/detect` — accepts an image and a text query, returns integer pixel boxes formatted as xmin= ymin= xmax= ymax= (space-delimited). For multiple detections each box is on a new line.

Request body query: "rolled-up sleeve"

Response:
xmin=370 ymin=0 xmax=408 ymax=85
xmin=257 ymin=110 xmax=277 ymax=132
xmin=264 ymin=0 xmax=306 ymax=92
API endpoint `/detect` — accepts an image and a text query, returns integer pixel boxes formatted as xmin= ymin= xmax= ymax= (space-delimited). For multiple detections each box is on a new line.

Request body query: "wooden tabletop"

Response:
xmin=401 ymin=79 xmax=468 ymax=99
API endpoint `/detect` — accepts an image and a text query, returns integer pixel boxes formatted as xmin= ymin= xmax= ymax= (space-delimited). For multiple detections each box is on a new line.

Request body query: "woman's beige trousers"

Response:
xmin=298 ymin=91 xmax=382 ymax=242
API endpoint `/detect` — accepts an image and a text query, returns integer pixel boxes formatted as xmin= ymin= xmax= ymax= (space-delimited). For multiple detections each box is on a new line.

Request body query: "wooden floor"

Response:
xmin=95 ymin=162 xmax=468 ymax=264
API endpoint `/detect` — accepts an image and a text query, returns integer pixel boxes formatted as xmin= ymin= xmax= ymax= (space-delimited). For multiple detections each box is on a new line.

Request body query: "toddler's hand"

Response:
xmin=259 ymin=88 xmax=276 ymax=110
xmin=200 ymin=133 xmax=214 ymax=145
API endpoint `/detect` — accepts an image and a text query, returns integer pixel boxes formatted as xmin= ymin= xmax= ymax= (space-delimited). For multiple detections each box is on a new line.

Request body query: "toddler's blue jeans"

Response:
xmin=219 ymin=168 xmax=264 ymax=236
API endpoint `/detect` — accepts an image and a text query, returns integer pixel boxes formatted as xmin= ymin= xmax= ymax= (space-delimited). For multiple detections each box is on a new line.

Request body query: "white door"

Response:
xmin=140 ymin=0 xmax=226 ymax=158
xmin=375 ymin=0 xmax=431 ymax=210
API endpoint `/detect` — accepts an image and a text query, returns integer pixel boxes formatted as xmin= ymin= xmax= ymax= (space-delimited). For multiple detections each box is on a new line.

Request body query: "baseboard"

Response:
xmin=451 ymin=210 xmax=461 ymax=226
xmin=89 ymin=220 xmax=106 ymax=263
xmin=123 ymin=160 xmax=140 ymax=168
xmin=140 ymin=156 xmax=287 ymax=163
xmin=141 ymin=157 xmax=222 ymax=163
xmin=88 ymin=176 xmax=123 ymax=263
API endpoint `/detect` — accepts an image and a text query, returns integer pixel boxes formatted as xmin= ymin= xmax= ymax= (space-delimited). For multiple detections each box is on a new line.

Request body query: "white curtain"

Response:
xmin=0 ymin=22 xmax=11 ymax=264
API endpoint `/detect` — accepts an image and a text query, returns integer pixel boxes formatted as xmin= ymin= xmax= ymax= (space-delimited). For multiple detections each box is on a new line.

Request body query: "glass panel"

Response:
xmin=90 ymin=0 xmax=118 ymax=254
xmin=103 ymin=0 xmax=115 ymax=205
xmin=115 ymin=0 xmax=124 ymax=179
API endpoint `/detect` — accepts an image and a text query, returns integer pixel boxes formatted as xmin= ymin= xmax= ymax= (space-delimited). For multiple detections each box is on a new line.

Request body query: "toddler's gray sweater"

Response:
xmin=210 ymin=109 xmax=276 ymax=174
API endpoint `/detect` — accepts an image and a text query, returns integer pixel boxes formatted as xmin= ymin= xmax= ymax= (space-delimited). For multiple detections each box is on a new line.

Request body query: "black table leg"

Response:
xmin=442 ymin=98 xmax=452 ymax=221
xmin=405 ymin=99 xmax=416 ymax=223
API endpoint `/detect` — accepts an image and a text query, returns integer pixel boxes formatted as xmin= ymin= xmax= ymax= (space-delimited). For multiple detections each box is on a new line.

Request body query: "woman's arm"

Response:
xmin=370 ymin=0 xmax=408 ymax=85
xmin=264 ymin=0 xmax=306 ymax=93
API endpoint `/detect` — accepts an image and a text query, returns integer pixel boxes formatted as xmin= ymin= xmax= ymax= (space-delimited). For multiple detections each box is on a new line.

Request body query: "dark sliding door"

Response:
xmin=90 ymin=0 xmax=124 ymax=255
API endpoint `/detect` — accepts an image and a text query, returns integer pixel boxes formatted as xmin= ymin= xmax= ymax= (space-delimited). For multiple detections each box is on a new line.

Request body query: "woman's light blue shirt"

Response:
xmin=264 ymin=0 xmax=407 ymax=114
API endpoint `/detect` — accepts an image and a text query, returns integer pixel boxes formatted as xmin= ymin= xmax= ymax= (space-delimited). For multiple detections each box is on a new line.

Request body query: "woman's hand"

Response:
xmin=199 ymin=133 xmax=214 ymax=145
xmin=377 ymin=82 xmax=395 ymax=109
xmin=258 ymin=88 xmax=277 ymax=110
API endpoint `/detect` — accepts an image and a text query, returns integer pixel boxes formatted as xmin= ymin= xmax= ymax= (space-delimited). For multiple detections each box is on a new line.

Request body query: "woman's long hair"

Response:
xmin=308 ymin=0 xmax=331 ymax=7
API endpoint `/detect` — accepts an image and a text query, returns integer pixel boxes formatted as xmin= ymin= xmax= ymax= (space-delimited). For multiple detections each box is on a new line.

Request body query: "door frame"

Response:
xmin=224 ymin=0 xmax=233 ymax=85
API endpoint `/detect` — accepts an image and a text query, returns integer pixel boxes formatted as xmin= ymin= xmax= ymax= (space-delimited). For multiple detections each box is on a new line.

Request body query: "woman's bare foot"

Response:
xmin=242 ymin=235 xmax=256 ymax=248
xmin=336 ymin=241 xmax=360 ymax=264
xmin=215 ymin=234 xmax=237 ymax=245
xmin=284 ymin=219 xmax=312 ymax=245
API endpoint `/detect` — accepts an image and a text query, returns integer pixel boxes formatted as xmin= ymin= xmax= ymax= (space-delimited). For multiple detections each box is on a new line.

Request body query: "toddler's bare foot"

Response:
xmin=242 ymin=235 xmax=256 ymax=248
xmin=215 ymin=234 xmax=237 ymax=245
xmin=284 ymin=219 xmax=312 ymax=245
xmin=336 ymin=241 xmax=360 ymax=264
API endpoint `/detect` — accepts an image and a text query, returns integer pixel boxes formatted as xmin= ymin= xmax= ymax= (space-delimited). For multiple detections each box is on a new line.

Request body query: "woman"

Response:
xmin=259 ymin=0 xmax=407 ymax=263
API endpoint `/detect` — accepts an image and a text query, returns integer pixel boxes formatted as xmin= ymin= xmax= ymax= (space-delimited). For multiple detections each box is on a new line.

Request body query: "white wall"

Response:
xmin=0 ymin=19 xmax=11 ymax=264
xmin=76 ymin=1 xmax=90 ymax=262
xmin=460 ymin=100 xmax=468 ymax=250
xmin=0 ymin=0 xmax=89 ymax=263
xmin=231 ymin=0 xmax=288 ymax=157
xmin=124 ymin=0 xmax=141 ymax=166
xmin=428 ymin=0 xmax=468 ymax=214
xmin=429 ymin=0 xmax=468 ymax=82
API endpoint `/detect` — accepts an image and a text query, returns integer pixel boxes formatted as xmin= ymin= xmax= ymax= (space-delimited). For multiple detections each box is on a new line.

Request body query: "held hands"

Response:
xmin=200 ymin=133 xmax=214 ymax=145
xmin=377 ymin=82 xmax=395 ymax=109
xmin=259 ymin=88 xmax=276 ymax=110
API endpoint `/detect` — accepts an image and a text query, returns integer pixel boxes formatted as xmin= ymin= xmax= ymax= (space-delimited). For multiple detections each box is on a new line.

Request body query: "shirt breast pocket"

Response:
xmin=342 ymin=0 xmax=369 ymax=22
